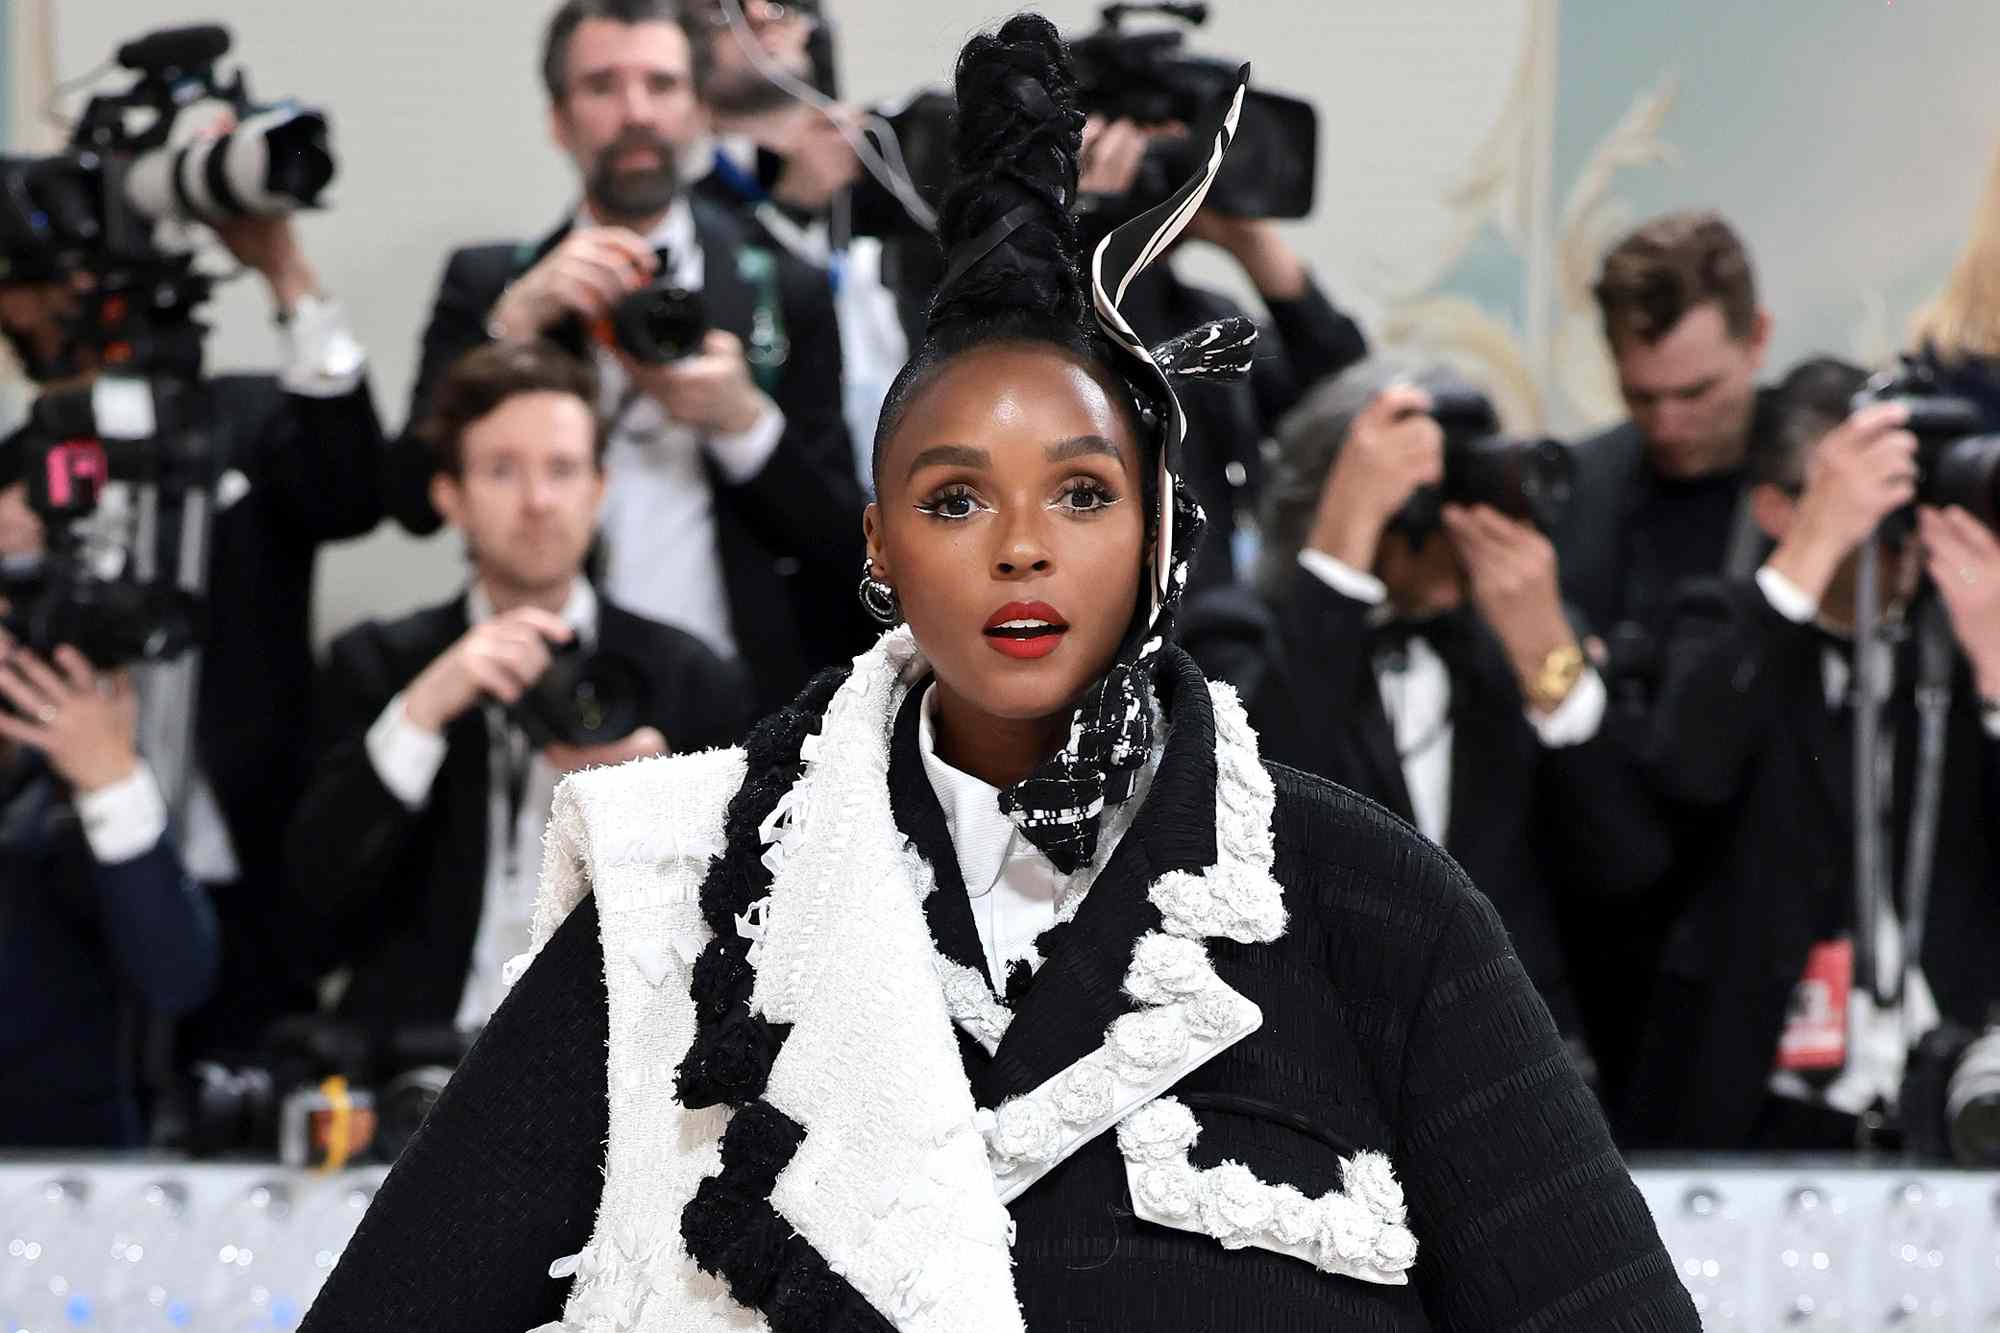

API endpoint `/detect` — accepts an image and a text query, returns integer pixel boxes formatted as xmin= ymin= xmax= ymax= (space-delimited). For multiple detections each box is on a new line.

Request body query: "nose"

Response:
xmin=993 ymin=510 xmax=1053 ymax=579
xmin=619 ymin=76 xmax=655 ymax=127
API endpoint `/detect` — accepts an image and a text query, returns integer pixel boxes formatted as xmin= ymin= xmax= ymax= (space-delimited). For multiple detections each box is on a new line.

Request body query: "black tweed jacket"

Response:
xmin=302 ymin=651 xmax=1697 ymax=1332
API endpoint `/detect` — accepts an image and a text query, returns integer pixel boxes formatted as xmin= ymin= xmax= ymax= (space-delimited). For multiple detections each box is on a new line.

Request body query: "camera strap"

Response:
xmin=735 ymin=247 xmax=789 ymax=395
xmin=488 ymin=711 xmax=536 ymax=887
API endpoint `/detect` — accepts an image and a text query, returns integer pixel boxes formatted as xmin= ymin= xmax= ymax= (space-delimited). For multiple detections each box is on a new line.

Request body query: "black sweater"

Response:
xmin=301 ymin=652 xmax=1695 ymax=1331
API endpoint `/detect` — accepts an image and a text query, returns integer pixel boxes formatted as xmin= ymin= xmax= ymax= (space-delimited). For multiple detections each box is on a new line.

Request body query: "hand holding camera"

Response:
xmin=1919 ymin=504 xmax=2000 ymax=696
xmin=1306 ymin=384 xmax=1443 ymax=570
xmin=0 ymin=637 xmax=140 ymax=794
xmin=489 ymin=227 xmax=659 ymax=341
xmin=1442 ymin=504 xmax=1580 ymax=712
xmin=211 ymin=213 xmax=321 ymax=314
xmin=401 ymin=606 xmax=575 ymax=734
xmin=628 ymin=328 xmax=771 ymax=435
xmin=1765 ymin=402 xmax=1917 ymax=606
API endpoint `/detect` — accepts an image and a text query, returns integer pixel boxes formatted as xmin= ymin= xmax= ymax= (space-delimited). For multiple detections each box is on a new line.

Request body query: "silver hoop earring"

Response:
xmin=858 ymin=558 xmax=902 ymax=625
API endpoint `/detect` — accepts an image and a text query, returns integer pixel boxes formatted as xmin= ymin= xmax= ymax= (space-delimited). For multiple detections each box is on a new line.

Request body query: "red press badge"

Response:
xmin=1776 ymin=938 xmax=1853 ymax=1072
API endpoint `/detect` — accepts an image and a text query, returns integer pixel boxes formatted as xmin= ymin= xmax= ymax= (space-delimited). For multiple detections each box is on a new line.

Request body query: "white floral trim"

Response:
xmin=974 ymin=682 xmax=1286 ymax=1203
xmin=1116 ymin=1098 xmax=1418 ymax=1287
xmin=534 ymin=1218 xmax=686 ymax=1332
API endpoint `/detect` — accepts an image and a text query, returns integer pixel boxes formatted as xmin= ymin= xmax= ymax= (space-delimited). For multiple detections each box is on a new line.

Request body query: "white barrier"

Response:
xmin=3 ymin=1159 xmax=1997 ymax=1330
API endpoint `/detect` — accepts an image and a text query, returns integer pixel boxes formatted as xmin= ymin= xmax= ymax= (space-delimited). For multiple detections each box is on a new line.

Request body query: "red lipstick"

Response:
xmin=983 ymin=601 xmax=1069 ymax=660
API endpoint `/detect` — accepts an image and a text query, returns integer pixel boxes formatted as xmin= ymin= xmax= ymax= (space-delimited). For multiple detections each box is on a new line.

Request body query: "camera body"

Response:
xmin=1854 ymin=358 xmax=2000 ymax=532
xmin=1395 ymin=386 xmax=1573 ymax=538
xmin=0 ymin=25 xmax=334 ymax=669
xmin=1901 ymin=1020 xmax=2000 ymax=1166
xmin=508 ymin=637 xmax=649 ymax=749
xmin=602 ymin=250 xmax=709 ymax=365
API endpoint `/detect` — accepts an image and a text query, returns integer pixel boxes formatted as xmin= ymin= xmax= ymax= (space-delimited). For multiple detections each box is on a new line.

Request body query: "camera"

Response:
xmin=847 ymin=2 xmax=1317 ymax=240
xmin=1854 ymin=359 xmax=2000 ymax=532
xmin=1901 ymin=1019 xmax=2000 ymax=1166
xmin=0 ymin=25 xmax=337 ymax=669
xmin=508 ymin=638 xmax=649 ymax=749
xmin=1396 ymin=386 xmax=1573 ymax=537
xmin=600 ymin=249 xmax=708 ymax=365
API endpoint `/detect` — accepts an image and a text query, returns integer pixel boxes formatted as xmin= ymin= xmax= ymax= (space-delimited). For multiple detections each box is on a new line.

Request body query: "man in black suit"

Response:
xmin=0 ymin=214 xmax=387 ymax=1064
xmin=1552 ymin=211 xmax=1779 ymax=717
xmin=287 ymin=342 xmax=748 ymax=1035
xmin=1628 ymin=358 xmax=2000 ymax=1151
xmin=1180 ymin=360 xmax=1672 ymax=1069
xmin=390 ymin=0 xmax=867 ymax=715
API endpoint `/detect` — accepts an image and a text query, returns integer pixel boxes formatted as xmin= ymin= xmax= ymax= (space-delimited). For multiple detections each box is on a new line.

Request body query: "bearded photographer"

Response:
xmin=0 ymin=214 xmax=387 ymax=1067
xmin=392 ymin=0 xmax=866 ymax=716
xmin=286 ymin=343 xmax=747 ymax=1035
xmin=1624 ymin=358 xmax=2000 ymax=1152
xmin=1072 ymin=116 xmax=1368 ymax=589
xmin=1180 ymin=360 xmax=1672 ymax=1066
xmin=0 ymin=630 xmax=218 ymax=1146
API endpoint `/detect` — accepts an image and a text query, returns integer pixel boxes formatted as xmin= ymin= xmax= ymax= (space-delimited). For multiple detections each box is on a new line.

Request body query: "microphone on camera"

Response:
xmin=116 ymin=25 xmax=232 ymax=76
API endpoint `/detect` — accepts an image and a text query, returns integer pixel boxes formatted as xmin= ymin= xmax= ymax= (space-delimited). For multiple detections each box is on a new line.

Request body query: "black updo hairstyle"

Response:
xmin=870 ymin=14 xmax=1159 ymax=487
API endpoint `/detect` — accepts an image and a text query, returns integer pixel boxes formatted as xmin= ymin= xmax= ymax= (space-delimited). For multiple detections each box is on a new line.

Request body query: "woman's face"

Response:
xmin=866 ymin=342 xmax=1148 ymax=725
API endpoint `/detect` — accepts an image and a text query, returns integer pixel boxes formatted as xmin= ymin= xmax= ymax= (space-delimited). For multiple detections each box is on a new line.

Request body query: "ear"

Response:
xmin=1745 ymin=307 xmax=1774 ymax=371
xmin=1749 ymin=481 xmax=1795 ymax=544
xmin=430 ymin=470 xmax=465 ymax=532
xmin=862 ymin=501 xmax=887 ymax=580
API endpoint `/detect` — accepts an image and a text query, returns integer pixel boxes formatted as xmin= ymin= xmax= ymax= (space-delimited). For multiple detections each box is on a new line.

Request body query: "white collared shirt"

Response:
xmin=915 ymin=683 xmax=1152 ymax=987
xmin=572 ymin=198 xmax=786 ymax=657
xmin=1295 ymin=549 xmax=1607 ymax=845
xmin=1756 ymin=565 xmax=1945 ymax=1114
xmin=365 ymin=576 xmax=599 ymax=1030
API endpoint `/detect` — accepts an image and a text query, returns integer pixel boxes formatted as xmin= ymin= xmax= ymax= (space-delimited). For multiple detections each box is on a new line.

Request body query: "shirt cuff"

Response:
xmin=278 ymin=295 xmax=368 ymax=398
xmin=74 ymin=761 xmax=170 ymax=865
xmin=366 ymin=693 xmax=449 ymax=810
xmin=1297 ymin=548 xmax=1387 ymax=605
xmin=1528 ymin=667 xmax=1607 ymax=748
xmin=703 ymin=401 xmax=786 ymax=485
xmin=1756 ymin=565 xmax=1818 ymax=625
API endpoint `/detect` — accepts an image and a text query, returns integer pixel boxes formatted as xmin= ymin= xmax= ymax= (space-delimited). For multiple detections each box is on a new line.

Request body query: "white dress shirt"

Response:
xmin=1755 ymin=565 xmax=1946 ymax=1114
xmin=1295 ymin=549 xmax=1607 ymax=845
xmin=364 ymin=576 xmax=599 ymax=1030
xmin=575 ymin=199 xmax=786 ymax=658
xmin=915 ymin=683 xmax=1153 ymax=986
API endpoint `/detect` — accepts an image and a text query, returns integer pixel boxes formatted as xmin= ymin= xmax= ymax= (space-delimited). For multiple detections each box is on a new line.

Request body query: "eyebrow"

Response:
xmin=904 ymin=435 xmax=1122 ymax=480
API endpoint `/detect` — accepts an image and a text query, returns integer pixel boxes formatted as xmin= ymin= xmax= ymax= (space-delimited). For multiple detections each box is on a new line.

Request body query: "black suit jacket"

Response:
xmin=300 ymin=648 xmax=1695 ymax=1331
xmin=182 ymin=374 xmax=389 ymax=1059
xmin=390 ymin=198 xmax=870 ymax=714
xmin=1179 ymin=565 xmax=1673 ymax=1049
xmin=1119 ymin=265 xmax=1369 ymax=589
xmin=282 ymin=593 xmax=751 ymax=1032
xmin=1625 ymin=579 xmax=2000 ymax=1148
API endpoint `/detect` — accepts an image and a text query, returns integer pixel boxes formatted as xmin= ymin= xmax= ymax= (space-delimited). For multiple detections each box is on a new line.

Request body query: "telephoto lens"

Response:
xmin=123 ymin=104 xmax=336 ymax=226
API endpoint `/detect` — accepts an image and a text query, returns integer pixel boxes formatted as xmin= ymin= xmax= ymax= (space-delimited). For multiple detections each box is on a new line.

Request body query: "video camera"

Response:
xmin=0 ymin=24 xmax=335 ymax=670
xmin=1397 ymin=386 xmax=1573 ymax=538
xmin=848 ymin=2 xmax=1317 ymax=239
xmin=1854 ymin=358 xmax=2000 ymax=534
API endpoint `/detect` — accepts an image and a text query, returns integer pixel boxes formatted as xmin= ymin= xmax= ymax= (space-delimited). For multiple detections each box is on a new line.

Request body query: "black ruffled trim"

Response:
xmin=674 ymin=666 xmax=894 ymax=1331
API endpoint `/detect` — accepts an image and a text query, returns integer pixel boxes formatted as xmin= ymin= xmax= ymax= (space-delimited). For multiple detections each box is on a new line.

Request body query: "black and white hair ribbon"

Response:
xmin=1089 ymin=67 xmax=1251 ymax=625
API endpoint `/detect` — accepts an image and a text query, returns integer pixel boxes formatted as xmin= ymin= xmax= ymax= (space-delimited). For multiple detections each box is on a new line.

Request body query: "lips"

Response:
xmin=984 ymin=601 xmax=1069 ymax=660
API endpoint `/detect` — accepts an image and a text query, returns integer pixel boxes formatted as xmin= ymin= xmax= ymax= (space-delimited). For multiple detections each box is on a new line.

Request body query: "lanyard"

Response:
xmin=489 ymin=711 xmax=536 ymax=886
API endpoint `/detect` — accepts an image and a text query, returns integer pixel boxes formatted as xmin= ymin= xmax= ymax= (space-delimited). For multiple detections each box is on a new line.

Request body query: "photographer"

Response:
xmin=1555 ymin=211 xmax=1780 ymax=722
xmin=392 ymin=0 xmax=867 ymax=716
xmin=0 ymin=629 xmax=218 ymax=1145
xmin=1180 ymin=359 xmax=1671 ymax=1063
xmin=1625 ymin=358 xmax=2000 ymax=1152
xmin=285 ymin=343 xmax=748 ymax=1034
xmin=0 ymin=212 xmax=388 ymax=1065
xmin=1075 ymin=117 xmax=1367 ymax=588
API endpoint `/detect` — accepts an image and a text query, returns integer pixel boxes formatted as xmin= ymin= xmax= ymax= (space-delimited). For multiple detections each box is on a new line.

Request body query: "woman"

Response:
xmin=303 ymin=17 xmax=1695 ymax=1332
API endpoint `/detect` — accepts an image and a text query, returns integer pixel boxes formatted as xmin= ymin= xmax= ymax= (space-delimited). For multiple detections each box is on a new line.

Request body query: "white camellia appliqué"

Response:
xmin=1343 ymin=1151 xmax=1408 ymax=1226
xmin=991 ymin=1096 xmax=1062 ymax=1166
xmin=1116 ymin=1097 xmax=1201 ymax=1163
xmin=1049 ymin=1061 xmax=1116 ymax=1126
xmin=1198 ymin=1161 xmax=1277 ymax=1248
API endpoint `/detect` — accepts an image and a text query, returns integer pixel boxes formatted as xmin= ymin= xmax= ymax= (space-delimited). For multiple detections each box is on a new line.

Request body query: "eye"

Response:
xmin=1054 ymin=478 xmax=1121 ymax=514
xmin=914 ymin=483 xmax=987 ymax=521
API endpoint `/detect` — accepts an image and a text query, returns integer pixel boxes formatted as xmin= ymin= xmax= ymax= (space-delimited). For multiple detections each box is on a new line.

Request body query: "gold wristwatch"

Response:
xmin=1525 ymin=642 xmax=1586 ymax=712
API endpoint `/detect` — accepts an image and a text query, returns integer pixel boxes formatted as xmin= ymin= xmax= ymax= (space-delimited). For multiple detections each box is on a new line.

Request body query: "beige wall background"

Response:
xmin=37 ymin=1 xmax=2000 ymax=646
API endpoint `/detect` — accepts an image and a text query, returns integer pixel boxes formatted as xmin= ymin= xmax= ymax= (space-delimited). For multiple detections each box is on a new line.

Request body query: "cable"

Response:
xmin=714 ymin=0 xmax=938 ymax=234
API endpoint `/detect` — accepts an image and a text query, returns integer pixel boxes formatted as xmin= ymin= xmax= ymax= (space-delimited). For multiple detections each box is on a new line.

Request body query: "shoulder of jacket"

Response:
xmin=552 ymin=746 xmax=749 ymax=870
xmin=1266 ymin=760 xmax=1478 ymax=926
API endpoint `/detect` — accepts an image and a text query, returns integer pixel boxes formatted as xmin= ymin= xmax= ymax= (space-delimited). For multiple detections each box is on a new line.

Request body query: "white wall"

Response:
xmin=43 ymin=1 xmax=1998 ymax=644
